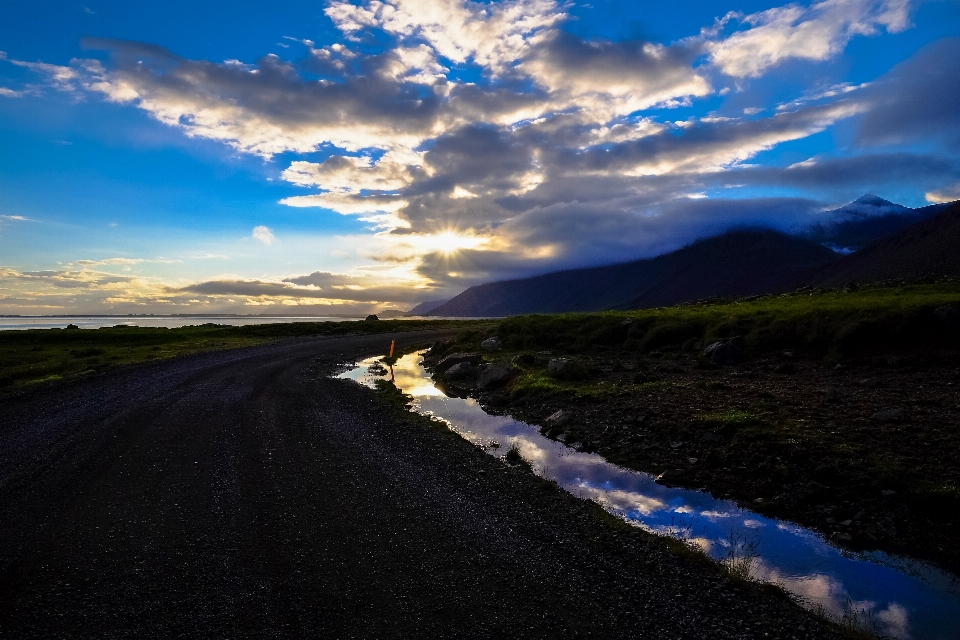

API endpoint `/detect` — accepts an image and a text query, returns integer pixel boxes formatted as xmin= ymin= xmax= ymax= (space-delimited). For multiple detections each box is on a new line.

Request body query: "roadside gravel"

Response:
xmin=0 ymin=331 xmax=840 ymax=638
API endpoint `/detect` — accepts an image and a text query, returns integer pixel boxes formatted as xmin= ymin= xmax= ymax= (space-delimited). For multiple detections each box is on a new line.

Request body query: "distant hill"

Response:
xmin=803 ymin=194 xmax=949 ymax=253
xmin=428 ymin=230 xmax=839 ymax=317
xmin=812 ymin=201 xmax=960 ymax=287
xmin=407 ymin=299 xmax=450 ymax=315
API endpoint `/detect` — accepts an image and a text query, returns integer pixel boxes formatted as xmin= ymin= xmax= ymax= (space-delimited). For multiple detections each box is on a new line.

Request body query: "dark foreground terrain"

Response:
xmin=0 ymin=331 xmax=841 ymax=638
xmin=427 ymin=284 xmax=960 ymax=575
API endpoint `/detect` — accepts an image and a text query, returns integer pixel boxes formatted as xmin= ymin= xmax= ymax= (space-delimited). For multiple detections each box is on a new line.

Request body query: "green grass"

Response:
xmin=0 ymin=319 xmax=486 ymax=388
xmin=504 ymin=365 xmax=669 ymax=401
xmin=494 ymin=283 xmax=960 ymax=358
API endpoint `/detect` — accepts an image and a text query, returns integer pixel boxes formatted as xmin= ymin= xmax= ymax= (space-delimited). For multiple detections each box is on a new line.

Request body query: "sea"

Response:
xmin=0 ymin=315 xmax=373 ymax=331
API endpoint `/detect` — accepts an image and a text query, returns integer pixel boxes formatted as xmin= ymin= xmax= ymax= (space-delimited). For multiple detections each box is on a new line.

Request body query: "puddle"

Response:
xmin=340 ymin=351 xmax=960 ymax=639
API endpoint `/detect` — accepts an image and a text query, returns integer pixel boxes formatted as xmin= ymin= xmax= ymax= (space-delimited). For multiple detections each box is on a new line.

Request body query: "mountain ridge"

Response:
xmin=428 ymin=229 xmax=839 ymax=317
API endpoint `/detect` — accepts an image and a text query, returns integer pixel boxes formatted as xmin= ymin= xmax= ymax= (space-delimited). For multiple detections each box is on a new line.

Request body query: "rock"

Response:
xmin=65 ymin=323 xmax=80 ymax=330
xmin=547 ymin=358 xmax=587 ymax=380
xmin=444 ymin=362 xmax=477 ymax=381
xmin=702 ymin=339 xmax=741 ymax=365
xmin=426 ymin=341 xmax=448 ymax=358
xmin=545 ymin=410 xmax=570 ymax=427
xmin=480 ymin=336 xmax=503 ymax=351
xmin=476 ymin=361 xmax=516 ymax=390
xmin=873 ymin=407 xmax=906 ymax=422
xmin=511 ymin=352 xmax=539 ymax=367
xmin=435 ymin=352 xmax=481 ymax=374
xmin=655 ymin=468 xmax=687 ymax=485
xmin=364 ymin=314 xmax=379 ymax=322
xmin=486 ymin=391 xmax=509 ymax=407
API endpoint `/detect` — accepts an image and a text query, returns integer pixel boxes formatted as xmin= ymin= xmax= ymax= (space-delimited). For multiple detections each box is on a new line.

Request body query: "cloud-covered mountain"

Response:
xmin=802 ymin=195 xmax=950 ymax=253
xmin=427 ymin=230 xmax=838 ymax=317
xmin=812 ymin=200 xmax=960 ymax=286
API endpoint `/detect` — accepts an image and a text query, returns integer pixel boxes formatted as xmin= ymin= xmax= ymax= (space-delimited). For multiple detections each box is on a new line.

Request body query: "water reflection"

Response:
xmin=340 ymin=351 xmax=960 ymax=639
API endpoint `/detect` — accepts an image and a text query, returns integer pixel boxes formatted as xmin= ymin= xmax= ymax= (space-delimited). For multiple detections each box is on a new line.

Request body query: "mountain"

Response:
xmin=428 ymin=230 xmax=839 ymax=317
xmin=803 ymin=194 xmax=950 ymax=253
xmin=407 ymin=299 xmax=450 ymax=315
xmin=812 ymin=200 xmax=960 ymax=287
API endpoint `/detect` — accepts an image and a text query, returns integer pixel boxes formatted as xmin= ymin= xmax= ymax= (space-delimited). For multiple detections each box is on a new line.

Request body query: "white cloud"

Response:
xmin=281 ymin=149 xmax=420 ymax=193
xmin=326 ymin=0 xmax=564 ymax=74
xmin=252 ymin=225 xmax=278 ymax=245
xmin=707 ymin=0 xmax=914 ymax=78
xmin=925 ymin=183 xmax=960 ymax=204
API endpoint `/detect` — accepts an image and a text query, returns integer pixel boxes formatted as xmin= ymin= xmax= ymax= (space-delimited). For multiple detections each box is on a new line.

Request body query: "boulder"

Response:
xmin=435 ymin=352 xmax=481 ymax=374
xmin=480 ymin=336 xmax=503 ymax=351
xmin=444 ymin=362 xmax=477 ymax=381
xmin=703 ymin=339 xmax=742 ymax=365
xmin=511 ymin=352 xmax=539 ymax=367
xmin=426 ymin=340 xmax=448 ymax=358
xmin=547 ymin=358 xmax=587 ymax=380
xmin=477 ymin=361 xmax=516 ymax=390
xmin=545 ymin=410 xmax=570 ymax=427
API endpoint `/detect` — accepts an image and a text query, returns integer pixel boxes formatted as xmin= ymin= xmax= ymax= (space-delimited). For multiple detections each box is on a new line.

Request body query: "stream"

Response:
xmin=339 ymin=351 xmax=960 ymax=639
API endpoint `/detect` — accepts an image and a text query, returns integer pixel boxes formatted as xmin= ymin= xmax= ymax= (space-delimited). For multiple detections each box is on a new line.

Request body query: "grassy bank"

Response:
xmin=0 ymin=318 xmax=488 ymax=389
xmin=495 ymin=282 xmax=960 ymax=359
xmin=428 ymin=284 xmax=960 ymax=574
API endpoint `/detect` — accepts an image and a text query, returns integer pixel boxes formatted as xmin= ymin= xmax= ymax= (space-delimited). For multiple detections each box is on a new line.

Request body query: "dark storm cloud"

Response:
xmin=415 ymin=196 xmax=821 ymax=289
xmin=857 ymin=38 xmax=960 ymax=148
xmin=717 ymin=153 xmax=959 ymax=194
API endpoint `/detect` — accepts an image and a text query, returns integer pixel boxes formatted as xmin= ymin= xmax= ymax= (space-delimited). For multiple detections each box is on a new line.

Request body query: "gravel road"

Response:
xmin=0 ymin=331 xmax=840 ymax=639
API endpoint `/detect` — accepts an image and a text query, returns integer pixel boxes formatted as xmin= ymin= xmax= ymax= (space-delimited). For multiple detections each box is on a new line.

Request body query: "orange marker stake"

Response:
xmin=389 ymin=340 xmax=395 ymax=358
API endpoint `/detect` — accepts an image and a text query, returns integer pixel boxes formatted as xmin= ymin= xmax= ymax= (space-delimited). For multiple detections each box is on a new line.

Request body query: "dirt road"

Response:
xmin=0 ymin=331 xmax=837 ymax=638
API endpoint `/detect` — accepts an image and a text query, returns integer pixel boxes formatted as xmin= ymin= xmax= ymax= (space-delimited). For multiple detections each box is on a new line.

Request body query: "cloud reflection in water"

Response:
xmin=340 ymin=351 xmax=960 ymax=639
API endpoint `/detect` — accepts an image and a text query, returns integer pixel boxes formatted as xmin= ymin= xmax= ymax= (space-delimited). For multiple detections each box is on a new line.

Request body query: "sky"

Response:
xmin=1 ymin=0 xmax=959 ymax=315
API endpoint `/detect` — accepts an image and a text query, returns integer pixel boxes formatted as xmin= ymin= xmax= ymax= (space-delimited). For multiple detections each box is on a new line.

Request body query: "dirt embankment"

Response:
xmin=0 ymin=331 xmax=843 ymax=639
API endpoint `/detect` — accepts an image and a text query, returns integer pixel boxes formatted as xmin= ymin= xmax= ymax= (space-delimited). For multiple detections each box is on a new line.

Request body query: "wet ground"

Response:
xmin=0 ymin=331 xmax=843 ymax=638
xmin=344 ymin=352 xmax=960 ymax=639
xmin=465 ymin=346 xmax=960 ymax=577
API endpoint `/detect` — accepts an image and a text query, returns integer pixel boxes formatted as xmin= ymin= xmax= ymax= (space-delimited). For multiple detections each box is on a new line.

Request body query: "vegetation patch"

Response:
xmin=0 ymin=319 xmax=488 ymax=389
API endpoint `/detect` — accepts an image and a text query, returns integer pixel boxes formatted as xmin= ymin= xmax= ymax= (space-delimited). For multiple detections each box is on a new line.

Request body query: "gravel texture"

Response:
xmin=0 ymin=331 xmax=841 ymax=639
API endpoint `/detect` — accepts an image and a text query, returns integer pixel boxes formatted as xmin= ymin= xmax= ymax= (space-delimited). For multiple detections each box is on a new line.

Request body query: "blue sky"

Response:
xmin=1 ymin=0 xmax=958 ymax=314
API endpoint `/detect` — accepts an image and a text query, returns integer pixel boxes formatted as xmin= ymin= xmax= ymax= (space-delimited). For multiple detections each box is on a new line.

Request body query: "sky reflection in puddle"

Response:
xmin=340 ymin=351 xmax=960 ymax=639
